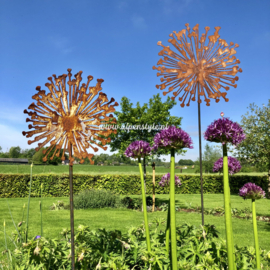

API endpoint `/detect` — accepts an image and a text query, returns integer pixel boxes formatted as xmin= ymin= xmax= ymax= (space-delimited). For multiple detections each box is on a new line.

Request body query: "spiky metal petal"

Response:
xmin=153 ymin=23 xmax=242 ymax=107
xmin=22 ymin=69 xmax=118 ymax=165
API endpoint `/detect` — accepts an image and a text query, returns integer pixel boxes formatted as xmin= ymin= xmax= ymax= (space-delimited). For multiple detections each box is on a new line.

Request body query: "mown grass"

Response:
xmin=0 ymin=194 xmax=270 ymax=263
xmin=0 ymin=164 xmax=267 ymax=175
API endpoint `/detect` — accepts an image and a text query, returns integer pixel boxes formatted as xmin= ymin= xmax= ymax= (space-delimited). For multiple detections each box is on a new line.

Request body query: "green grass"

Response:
xmin=0 ymin=164 xmax=267 ymax=175
xmin=1 ymin=194 xmax=270 ymax=263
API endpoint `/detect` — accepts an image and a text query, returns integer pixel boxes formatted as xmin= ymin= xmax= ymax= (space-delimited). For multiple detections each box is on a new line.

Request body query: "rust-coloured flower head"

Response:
xmin=153 ymin=23 xmax=242 ymax=107
xmin=22 ymin=69 xmax=118 ymax=165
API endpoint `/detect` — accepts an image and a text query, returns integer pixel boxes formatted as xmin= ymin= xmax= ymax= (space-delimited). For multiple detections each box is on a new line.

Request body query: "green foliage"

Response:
xmin=178 ymin=159 xmax=194 ymax=166
xmin=50 ymin=200 xmax=67 ymax=210
xmin=109 ymin=94 xmax=184 ymax=158
xmin=200 ymin=143 xmax=222 ymax=173
xmin=9 ymin=147 xmax=21 ymax=158
xmin=236 ymin=100 xmax=270 ymax=197
xmin=2 ymin=222 xmax=270 ymax=269
xmin=0 ymin=174 xmax=268 ymax=198
xmin=32 ymin=147 xmax=68 ymax=165
xmin=73 ymin=189 xmax=118 ymax=209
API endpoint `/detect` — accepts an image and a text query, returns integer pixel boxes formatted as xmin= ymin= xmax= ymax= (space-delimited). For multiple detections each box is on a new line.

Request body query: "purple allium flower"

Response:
xmin=239 ymin=183 xmax=266 ymax=200
xmin=204 ymin=118 xmax=245 ymax=146
xmin=34 ymin=235 xmax=41 ymax=240
xmin=213 ymin=156 xmax=241 ymax=175
xmin=158 ymin=173 xmax=182 ymax=187
xmin=124 ymin=141 xmax=151 ymax=159
xmin=152 ymin=126 xmax=193 ymax=150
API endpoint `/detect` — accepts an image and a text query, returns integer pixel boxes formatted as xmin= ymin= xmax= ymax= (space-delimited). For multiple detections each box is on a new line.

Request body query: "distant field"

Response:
xmin=0 ymin=164 xmax=267 ymax=176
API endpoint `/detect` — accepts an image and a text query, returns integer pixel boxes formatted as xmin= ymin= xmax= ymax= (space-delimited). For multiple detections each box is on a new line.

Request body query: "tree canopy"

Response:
xmin=236 ymin=100 xmax=270 ymax=197
xmin=109 ymin=93 xmax=185 ymax=158
xmin=178 ymin=159 xmax=194 ymax=165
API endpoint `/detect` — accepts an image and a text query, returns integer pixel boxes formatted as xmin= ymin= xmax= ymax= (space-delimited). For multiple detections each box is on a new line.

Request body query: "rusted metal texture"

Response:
xmin=22 ymin=69 xmax=118 ymax=165
xmin=153 ymin=23 xmax=242 ymax=107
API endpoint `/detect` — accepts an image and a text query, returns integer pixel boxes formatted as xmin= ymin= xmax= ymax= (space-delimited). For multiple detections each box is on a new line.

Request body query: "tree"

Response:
xmin=178 ymin=159 xmax=194 ymax=166
xmin=20 ymin=148 xmax=36 ymax=158
xmin=236 ymin=100 xmax=270 ymax=198
xmin=9 ymin=146 xmax=21 ymax=158
xmin=109 ymin=94 xmax=184 ymax=163
xmin=196 ymin=143 xmax=222 ymax=173
xmin=32 ymin=146 xmax=68 ymax=165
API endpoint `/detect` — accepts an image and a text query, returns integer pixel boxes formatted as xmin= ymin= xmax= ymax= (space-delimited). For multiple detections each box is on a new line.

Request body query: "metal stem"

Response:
xmin=69 ymin=143 xmax=75 ymax=270
xmin=198 ymin=100 xmax=204 ymax=225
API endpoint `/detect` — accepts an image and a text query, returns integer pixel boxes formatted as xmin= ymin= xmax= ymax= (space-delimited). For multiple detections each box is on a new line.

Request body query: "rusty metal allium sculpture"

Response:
xmin=22 ymin=69 xmax=118 ymax=165
xmin=153 ymin=23 xmax=242 ymax=107
xmin=22 ymin=69 xmax=118 ymax=270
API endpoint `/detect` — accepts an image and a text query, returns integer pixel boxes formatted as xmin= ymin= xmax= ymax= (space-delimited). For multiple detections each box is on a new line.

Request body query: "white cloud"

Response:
xmin=0 ymin=124 xmax=38 ymax=151
xmin=0 ymin=107 xmax=25 ymax=123
xmin=131 ymin=15 xmax=147 ymax=29
xmin=48 ymin=36 xmax=73 ymax=54
xmin=117 ymin=1 xmax=128 ymax=10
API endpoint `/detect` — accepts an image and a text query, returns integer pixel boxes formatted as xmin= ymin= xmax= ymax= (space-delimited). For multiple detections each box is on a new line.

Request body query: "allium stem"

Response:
xmin=170 ymin=149 xmax=178 ymax=270
xmin=138 ymin=158 xmax=151 ymax=252
xmin=222 ymin=144 xmax=235 ymax=270
xmin=252 ymin=199 xmax=261 ymax=269
xmin=26 ymin=164 xmax=33 ymax=243
xmin=165 ymin=198 xmax=170 ymax=254
xmin=40 ymin=184 xmax=43 ymax=237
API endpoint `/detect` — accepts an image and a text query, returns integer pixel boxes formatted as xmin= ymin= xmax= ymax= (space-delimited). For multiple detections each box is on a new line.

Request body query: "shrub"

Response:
xmin=3 ymin=222 xmax=270 ymax=269
xmin=0 ymin=174 xmax=268 ymax=198
xmin=50 ymin=201 xmax=68 ymax=210
xmin=73 ymin=189 xmax=118 ymax=209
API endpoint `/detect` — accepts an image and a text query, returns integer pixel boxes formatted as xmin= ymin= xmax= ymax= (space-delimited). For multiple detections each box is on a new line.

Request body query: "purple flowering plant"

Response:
xmin=213 ymin=156 xmax=241 ymax=175
xmin=204 ymin=118 xmax=245 ymax=146
xmin=239 ymin=183 xmax=266 ymax=200
xmin=152 ymin=126 xmax=193 ymax=150
xmin=159 ymin=173 xmax=182 ymax=187
xmin=124 ymin=141 xmax=151 ymax=159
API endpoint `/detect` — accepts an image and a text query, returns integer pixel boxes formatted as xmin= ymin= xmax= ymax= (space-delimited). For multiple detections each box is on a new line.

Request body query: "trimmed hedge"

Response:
xmin=0 ymin=174 xmax=268 ymax=198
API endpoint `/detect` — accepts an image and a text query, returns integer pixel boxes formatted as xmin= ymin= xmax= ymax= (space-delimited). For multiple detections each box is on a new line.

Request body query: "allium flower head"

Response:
xmin=34 ymin=235 xmax=41 ymax=240
xmin=204 ymin=118 xmax=245 ymax=146
xmin=124 ymin=141 xmax=151 ymax=159
xmin=22 ymin=69 xmax=118 ymax=165
xmin=153 ymin=126 xmax=193 ymax=150
xmin=153 ymin=24 xmax=242 ymax=107
xmin=239 ymin=183 xmax=266 ymax=200
xmin=159 ymin=173 xmax=182 ymax=187
xmin=213 ymin=156 xmax=241 ymax=175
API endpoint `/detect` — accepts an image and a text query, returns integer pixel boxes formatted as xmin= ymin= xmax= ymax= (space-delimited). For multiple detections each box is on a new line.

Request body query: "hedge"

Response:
xmin=0 ymin=174 xmax=268 ymax=198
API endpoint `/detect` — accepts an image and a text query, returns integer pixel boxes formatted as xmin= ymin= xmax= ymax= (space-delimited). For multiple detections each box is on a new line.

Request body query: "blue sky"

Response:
xmin=0 ymin=0 xmax=269 ymax=162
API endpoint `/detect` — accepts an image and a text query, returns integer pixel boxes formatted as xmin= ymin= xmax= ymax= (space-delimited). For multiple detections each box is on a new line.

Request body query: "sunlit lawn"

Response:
xmin=1 ymin=193 xmax=270 ymax=262
xmin=0 ymin=164 xmax=267 ymax=175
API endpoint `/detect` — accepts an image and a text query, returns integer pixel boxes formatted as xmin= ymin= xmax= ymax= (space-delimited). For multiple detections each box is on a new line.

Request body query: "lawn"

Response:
xmin=1 ymin=193 xmax=270 ymax=263
xmin=0 ymin=164 xmax=267 ymax=176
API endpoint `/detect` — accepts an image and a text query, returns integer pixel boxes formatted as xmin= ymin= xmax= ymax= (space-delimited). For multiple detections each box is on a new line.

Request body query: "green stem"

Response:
xmin=165 ymin=198 xmax=170 ymax=254
xmin=222 ymin=144 xmax=235 ymax=270
xmin=40 ymin=184 xmax=43 ymax=237
xmin=138 ymin=158 xmax=151 ymax=252
xmin=252 ymin=199 xmax=261 ymax=269
xmin=170 ymin=149 xmax=178 ymax=270
xmin=26 ymin=164 xmax=33 ymax=243
xmin=3 ymin=220 xmax=10 ymax=269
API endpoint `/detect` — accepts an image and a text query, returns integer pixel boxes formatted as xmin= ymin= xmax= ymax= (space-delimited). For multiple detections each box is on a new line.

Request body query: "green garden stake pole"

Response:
xmin=138 ymin=158 xmax=151 ymax=252
xmin=40 ymin=183 xmax=43 ymax=237
xmin=25 ymin=163 xmax=33 ymax=243
xmin=170 ymin=149 xmax=178 ymax=270
xmin=252 ymin=199 xmax=261 ymax=270
xmin=222 ymin=144 xmax=235 ymax=270
xmin=165 ymin=197 xmax=170 ymax=254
